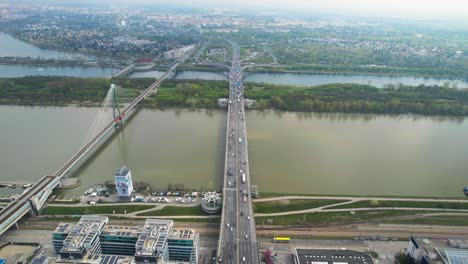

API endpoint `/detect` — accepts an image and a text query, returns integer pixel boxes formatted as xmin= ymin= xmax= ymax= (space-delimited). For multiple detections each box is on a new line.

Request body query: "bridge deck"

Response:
xmin=218 ymin=40 xmax=259 ymax=264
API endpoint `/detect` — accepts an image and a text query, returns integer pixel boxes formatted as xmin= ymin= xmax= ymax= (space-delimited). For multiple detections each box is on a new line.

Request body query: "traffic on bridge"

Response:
xmin=218 ymin=40 xmax=259 ymax=264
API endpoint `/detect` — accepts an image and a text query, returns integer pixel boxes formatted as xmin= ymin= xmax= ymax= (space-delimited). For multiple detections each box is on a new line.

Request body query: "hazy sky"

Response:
xmin=35 ymin=0 xmax=468 ymax=20
xmin=113 ymin=0 xmax=468 ymax=18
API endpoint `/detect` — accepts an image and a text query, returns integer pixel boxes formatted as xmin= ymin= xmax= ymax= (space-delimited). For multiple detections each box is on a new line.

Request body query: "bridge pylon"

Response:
xmin=111 ymin=83 xmax=123 ymax=128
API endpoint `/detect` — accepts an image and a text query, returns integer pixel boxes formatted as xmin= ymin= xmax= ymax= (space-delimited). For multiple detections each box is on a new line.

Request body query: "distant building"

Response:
xmin=406 ymin=236 xmax=468 ymax=264
xmin=243 ymin=99 xmax=256 ymax=108
xmin=218 ymin=98 xmax=229 ymax=107
xmin=115 ymin=166 xmax=134 ymax=198
xmin=163 ymin=45 xmax=195 ymax=60
xmin=52 ymin=217 xmax=199 ymax=263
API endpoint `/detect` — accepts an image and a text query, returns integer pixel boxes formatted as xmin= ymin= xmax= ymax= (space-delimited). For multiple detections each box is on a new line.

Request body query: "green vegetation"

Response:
xmin=143 ymin=79 xmax=229 ymax=108
xmin=367 ymin=251 xmax=379 ymax=259
xmin=327 ymin=200 xmax=468 ymax=210
xmin=4 ymin=76 xmax=468 ymax=116
xmin=386 ymin=215 xmax=468 ymax=226
xmin=258 ymin=192 xmax=468 ymax=200
xmin=177 ymin=64 xmax=228 ymax=72
xmin=255 ymin=210 xmax=422 ymax=225
xmin=255 ymin=210 xmax=458 ymax=225
xmin=240 ymin=45 xmax=274 ymax=64
xmin=41 ymin=205 xmax=154 ymax=215
xmin=255 ymin=209 xmax=468 ymax=226
xmin=253 ymin=199 xmax=348 ymax=213
xmin=49 ymin=200 xmax=81 ymax=204
xmin=0 ymin=76 xmax=151 ymax=105
xmin=245 ymin=82 xmax=468 ymax=116
xmin=137 ymin=205 xmax=208 ymax=216
xmin=396 ymin=253 xmax=415 ymax=264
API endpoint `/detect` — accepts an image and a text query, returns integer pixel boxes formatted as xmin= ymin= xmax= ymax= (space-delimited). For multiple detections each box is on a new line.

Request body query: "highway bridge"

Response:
xmin=0 ymin=51 xmax=193 ymax=236
xmin=218 ymin=40 xmax=259 ymax=264
xmin=112 ymin=64 xmax=135 ymax=78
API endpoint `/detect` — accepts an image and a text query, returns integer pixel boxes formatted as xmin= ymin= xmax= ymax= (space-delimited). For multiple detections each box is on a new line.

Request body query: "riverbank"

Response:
xmin=37 ymin=197 xmax=468 ymax=227
xmin=0 ymin=57 xmax=115 ymax=68
xmin=2 ymin=76 xmax=468 ymax=117
xmin=245 ymin=65 xmax=468 ymax=81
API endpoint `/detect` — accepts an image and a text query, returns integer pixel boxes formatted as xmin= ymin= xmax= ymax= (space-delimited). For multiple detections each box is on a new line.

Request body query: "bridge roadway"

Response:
xmin=0 ymin=52 xmax=192 ymax=236
xmin=218 ymin=41 xmax=259 ymax=264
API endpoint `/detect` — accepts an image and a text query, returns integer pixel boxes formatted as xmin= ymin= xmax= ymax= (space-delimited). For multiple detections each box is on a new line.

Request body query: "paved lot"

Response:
xmin=0 ymin=244 xmax=38 ymax=263
xmin=0 ymin=229 xmax=55 ymax=256
xmin=296 ymin=249 xmax=374 ymax=264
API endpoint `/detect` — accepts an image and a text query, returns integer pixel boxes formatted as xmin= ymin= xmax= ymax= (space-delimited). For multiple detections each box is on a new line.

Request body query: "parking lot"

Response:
xmin=73 ymin=186 xmax=200 ymax=205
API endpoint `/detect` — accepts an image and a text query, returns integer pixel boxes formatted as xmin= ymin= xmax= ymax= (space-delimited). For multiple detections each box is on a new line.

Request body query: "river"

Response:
xmin=243 ymin=72 xmax=468 ymax=88
xmin=1 ymin=105 xmax=467 ymax=198
xmin=0 ymin=32 xmax=89 ymax=60
xmin=0 ymin=64 xmax=118 ymax=78
xmin=2 ymin=31 xmax=468 ymax=88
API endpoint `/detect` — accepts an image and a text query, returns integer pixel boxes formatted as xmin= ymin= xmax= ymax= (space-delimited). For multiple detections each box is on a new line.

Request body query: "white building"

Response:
xmin=114 ymin=166 xmax=134 ymax=198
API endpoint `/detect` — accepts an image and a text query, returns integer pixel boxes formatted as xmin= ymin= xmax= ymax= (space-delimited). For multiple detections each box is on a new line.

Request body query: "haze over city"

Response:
xmin=0 ymin=0 xmax=468 ymax=263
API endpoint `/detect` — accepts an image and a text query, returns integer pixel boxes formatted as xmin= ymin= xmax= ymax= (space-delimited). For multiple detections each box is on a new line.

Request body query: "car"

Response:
xmin=230 ymin=227 xmax=233 ymax=231
xmin=242 ymin=257 xmax=246 ymax=262
xmin=240 ymin=211 xmax=244 ymax=216
xmin=247 ymin=216 xmax=250 ymax=221
xmin=244 ymin=235 xmax=248 ymax=239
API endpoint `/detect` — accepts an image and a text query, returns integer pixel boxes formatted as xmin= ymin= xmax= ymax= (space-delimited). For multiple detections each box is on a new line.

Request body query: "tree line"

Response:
xmin=2 ymin=76 xmax=468 ymax=116
xmin=245 ymin=82 xmax=468 ymax=116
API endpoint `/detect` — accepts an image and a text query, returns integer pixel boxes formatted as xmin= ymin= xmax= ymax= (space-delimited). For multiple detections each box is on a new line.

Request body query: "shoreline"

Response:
xmin=1 ymin=103 xmax=468 ymax=119
xmin=245 ymin=67 xmax=468 ymax=81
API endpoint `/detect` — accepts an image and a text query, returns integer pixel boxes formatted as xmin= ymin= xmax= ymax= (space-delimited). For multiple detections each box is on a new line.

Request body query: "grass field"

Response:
xmin=41 ymin=205 xmax=154 ymax=215
xmin=255 ymin=210 xmax=435 ymax=226
xmin=254 ymin=199 xmax=348 ymax=213
xmin=258 ymin=192 xmax=468 ymax=200
xmin=327 ymin=200 xmax=468 ymax=210
xmin=138 ymin=206 xmax=208 ymax=216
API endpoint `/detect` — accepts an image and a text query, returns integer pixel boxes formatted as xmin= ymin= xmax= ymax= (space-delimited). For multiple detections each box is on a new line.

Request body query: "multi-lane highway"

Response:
xmin=218 ymin=41 xmax=259 ymax=264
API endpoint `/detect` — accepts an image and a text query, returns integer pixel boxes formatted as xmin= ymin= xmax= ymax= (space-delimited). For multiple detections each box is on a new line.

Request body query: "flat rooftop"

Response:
xmin=102 ymin=225 xmax=141 ymax=238
xmin=115 ymin=166 xmax=130 ymax=176
xmin=295 ymin=249 xmax=374 ymax=264
xmin=169 ymin=229 xmax=196 ymax=241
xmin=84 ymin=254 xmax=134 ymax=264
xmin=53 ymin=223 xmax=74 ymax=234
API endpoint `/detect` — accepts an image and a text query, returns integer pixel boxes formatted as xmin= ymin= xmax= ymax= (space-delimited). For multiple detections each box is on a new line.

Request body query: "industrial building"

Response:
xmin=52 ymin=216 xmax=199 ymax=264
xmin=168 ymin=229 xmax=199 ymax=263
xmin=294 ymin=248 xmax=374 ymax=264
xmin=406 ymin=236 xmax=468 ymax=264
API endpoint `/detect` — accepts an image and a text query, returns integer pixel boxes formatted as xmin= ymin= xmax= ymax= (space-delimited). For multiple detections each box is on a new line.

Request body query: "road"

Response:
xmin=218 ymin=39 xmax=259 ymax=264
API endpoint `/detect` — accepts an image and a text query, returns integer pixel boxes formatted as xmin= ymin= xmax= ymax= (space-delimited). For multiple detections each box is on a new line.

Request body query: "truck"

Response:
xmin=242 ymin=173 xmax=246 ymax=184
